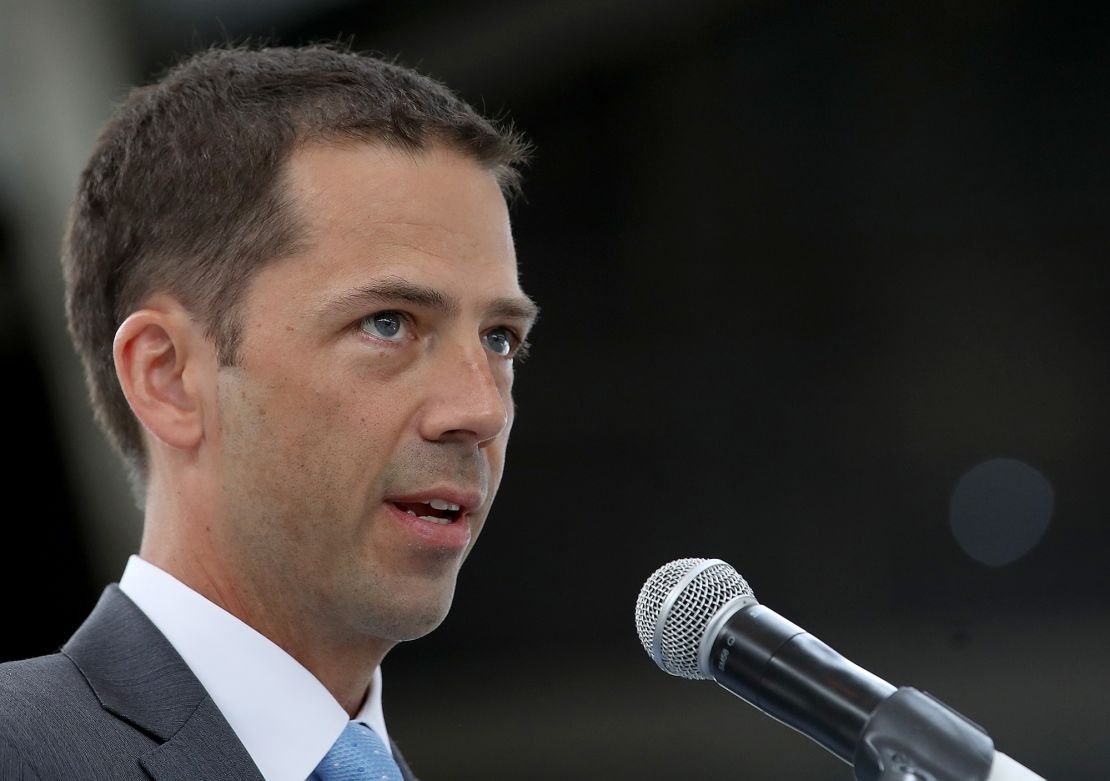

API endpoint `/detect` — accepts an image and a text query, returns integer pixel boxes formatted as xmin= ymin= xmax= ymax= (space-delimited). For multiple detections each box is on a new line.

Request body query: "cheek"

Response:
xmin=482 ymin=432 xmax=512 ymax=501
xmin=221 ymin=376 xmax=375 ymax=500
xmin=287 ymin=391 xmax=395 ymax=477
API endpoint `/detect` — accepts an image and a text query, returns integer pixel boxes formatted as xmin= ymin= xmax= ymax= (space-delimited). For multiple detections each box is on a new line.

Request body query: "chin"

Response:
xmin=382 ymin=602 xmax=453 ymax=643
xmin=358 ymin=580 xmax=458 ymax=643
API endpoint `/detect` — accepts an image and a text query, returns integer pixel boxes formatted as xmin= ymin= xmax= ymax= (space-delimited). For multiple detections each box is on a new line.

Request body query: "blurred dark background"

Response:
xmin=1 ymin=1 xmax=1107 ymax=778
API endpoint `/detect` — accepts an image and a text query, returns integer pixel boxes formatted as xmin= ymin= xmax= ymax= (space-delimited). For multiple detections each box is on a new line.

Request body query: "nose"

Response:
xmin=418 ymin=340 xmax=510 ymax=446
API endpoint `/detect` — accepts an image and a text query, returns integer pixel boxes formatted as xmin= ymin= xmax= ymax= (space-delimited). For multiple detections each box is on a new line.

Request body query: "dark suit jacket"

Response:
xmin=0 ymin=586 xmax=418 ymax=781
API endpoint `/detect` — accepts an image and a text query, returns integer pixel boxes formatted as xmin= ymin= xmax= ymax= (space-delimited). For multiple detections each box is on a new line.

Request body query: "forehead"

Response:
xmin=259 ymin=141 xmax=524 ymax=307
xmin=286 ymin=141 xmax=512 ymax=253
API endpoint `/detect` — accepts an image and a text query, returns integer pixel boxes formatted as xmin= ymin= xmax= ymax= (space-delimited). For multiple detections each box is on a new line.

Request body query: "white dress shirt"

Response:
xmin=119 ymin=555 xmax=391 ymax=781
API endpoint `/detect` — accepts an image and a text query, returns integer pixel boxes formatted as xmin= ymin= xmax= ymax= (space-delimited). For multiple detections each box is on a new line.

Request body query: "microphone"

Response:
xmin=635 ymin=558 xmax=1045 ymax=781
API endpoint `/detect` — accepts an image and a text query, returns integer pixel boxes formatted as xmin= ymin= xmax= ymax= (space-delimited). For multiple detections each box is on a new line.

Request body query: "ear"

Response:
xmin=113 ymin=299 xmax=211 ymax=453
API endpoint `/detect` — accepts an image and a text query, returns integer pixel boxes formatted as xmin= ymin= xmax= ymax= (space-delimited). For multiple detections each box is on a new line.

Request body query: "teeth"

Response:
xmin=402 ymin=507 xmax=453 ymax=525
xmin=429 ymin=499 xmax=461 ymax=511
xmin=419 ymin=515 xmax=452 ymax=525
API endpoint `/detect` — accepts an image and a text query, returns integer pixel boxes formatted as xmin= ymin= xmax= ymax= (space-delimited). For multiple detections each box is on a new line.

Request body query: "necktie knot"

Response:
xmin=312 ymin=722 xmax=403 ymax=781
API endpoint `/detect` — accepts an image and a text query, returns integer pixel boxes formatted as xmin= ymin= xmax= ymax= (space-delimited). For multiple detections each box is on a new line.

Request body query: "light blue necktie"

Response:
xmin=311 ymin=721 xmax=404 ymax=781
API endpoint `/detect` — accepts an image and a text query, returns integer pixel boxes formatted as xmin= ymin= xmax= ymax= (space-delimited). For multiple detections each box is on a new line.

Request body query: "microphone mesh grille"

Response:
xmin=635 ymin=558 xmax=753 ymax=679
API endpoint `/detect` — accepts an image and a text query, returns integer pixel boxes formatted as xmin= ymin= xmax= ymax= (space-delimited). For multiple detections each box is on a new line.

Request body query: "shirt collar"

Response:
xmin=119 ymin=555 xmax=390 ymax=781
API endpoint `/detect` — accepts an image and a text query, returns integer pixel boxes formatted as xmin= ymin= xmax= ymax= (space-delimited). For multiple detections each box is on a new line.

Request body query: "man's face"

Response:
xmin=209 ymin=142 xmax=535 ymax=646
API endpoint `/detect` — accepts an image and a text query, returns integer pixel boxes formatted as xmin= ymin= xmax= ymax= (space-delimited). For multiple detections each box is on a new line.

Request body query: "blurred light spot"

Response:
xmin=949 ymin=458 xmax=1053 ymax=566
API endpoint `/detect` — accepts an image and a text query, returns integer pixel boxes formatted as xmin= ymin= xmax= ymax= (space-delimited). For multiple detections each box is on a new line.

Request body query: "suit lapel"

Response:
xmin=139 ymin=697 xmax=267 ymax=781
xmin=63 ymin=586 xmax=264 ymax=781
xmin=63 ymin=586 xmax=416 ymax=781
xmin=391 ymin=739 xmax=419 ymax=781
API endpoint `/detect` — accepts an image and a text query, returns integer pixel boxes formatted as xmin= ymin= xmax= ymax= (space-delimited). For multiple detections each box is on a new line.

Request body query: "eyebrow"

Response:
xmin=487 ymin=295 xmax=541 ymax=325
xmin=317 ymin=276 xmax=540 ymax=325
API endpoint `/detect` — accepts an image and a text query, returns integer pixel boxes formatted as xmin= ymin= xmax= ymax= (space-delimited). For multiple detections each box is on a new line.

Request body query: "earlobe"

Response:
xmin=113 ymin=304 xmax=207 ymax=452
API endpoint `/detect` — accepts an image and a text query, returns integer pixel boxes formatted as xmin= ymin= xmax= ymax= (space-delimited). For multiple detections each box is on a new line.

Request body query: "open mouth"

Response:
xmin=390 ymin=499 xmax=463 ymax=525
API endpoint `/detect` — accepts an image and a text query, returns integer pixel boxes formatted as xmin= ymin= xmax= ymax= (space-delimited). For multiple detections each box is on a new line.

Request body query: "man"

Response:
xmin=0 ymin=45 xmax=537 ymax=781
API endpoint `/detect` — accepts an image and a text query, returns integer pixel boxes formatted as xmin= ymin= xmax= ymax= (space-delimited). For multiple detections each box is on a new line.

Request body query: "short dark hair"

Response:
xmin=62 ymin=44 xmax=529 ymax=489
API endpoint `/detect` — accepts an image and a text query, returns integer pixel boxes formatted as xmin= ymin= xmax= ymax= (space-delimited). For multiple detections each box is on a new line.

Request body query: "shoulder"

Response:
xmin=0 ymin=651 xmax=90 ymax=702
xmin=0 ymin=653 xmax=95 ymax=749
xmin=0 ymin=652 xmax=87 ymax=712
xmin=0 ymin=652 xmax=157 ymax=780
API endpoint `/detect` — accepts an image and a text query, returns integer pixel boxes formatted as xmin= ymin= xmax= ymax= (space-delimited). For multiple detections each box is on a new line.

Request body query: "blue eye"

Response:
xmin=360 ymin=311 xmax=406 ymax=340
xmin=484 ymin=328 xmax=516 ymax=357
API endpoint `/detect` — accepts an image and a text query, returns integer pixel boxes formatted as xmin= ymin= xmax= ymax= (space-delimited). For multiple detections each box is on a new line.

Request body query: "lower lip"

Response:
xmin=385 ymin=502 xmax=473 ymax=551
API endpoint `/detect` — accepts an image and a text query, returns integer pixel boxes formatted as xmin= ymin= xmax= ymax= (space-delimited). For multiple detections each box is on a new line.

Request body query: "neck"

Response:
xmin=140 ymin=478 xmax=393 ymax=717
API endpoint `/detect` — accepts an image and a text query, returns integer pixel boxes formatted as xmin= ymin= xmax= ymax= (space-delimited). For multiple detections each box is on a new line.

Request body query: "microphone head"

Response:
xmin=635 ymin=558 xmax=754 ymax=679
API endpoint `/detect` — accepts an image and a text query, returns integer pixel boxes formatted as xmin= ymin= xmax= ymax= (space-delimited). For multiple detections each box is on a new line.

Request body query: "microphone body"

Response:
xmin=636 ymin=558 xmax=1046 ymax=781
xmin=703 ymin=598 xmax=895 ymax=764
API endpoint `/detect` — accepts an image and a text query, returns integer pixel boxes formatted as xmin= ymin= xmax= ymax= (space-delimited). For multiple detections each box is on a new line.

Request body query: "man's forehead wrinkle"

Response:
xmin=373 ymin=239 xmax=467 ymax=266
xmin=347 ymin=215 xmax=488 ymax=243
xmin=288 ymin=174 xmax=457 ymax=238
